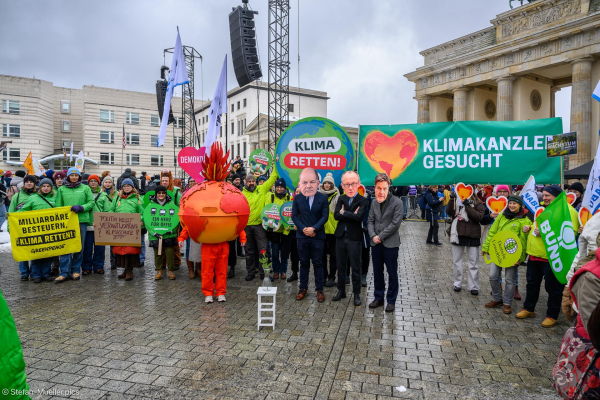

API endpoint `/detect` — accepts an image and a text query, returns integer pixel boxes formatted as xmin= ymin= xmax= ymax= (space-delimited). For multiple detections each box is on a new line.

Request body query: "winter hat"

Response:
xmin=67 ymin=167 xmax=81 ymax=177
xmin=15 ymin=170 xmax=26 ymax=178
xmin=82 ymin=173 xmax=90 ymax=182
xmin=4 ymin=171 xmax=11 ymax=178
xmin=496 ymin=185 xmax=510 ymax=194
xmin=102 ymin=175 xmax=114 ymax=184
xmin=568 ymin=182 xmax=585 ymax=194
xmin=88 ymin=174 xmax=101 ymax=184
xmin=53 ymin=171 xmax=66 ymax=180
xmin=231 ymin=174 xmax=241 ymax=181
xmin=39 ymin=178 xmax=53 ymax=187
xmin=23 ymin=175 xmax=37 ymax=184
xmin=275 ymin=178 xmax=286 ymax=188
xmin=246 ymin=174 xmax=256 ymax=182
xmin=155 ymin=185 xmax=167 ymax=193
xmin=322 ymin=173 xmax=335 ymax=186
xmin=507 ymin=195 xmax=523 ymax=207
xmin=121 ymin=178 xmax=134 ymax=187
xmin=543 ymin=185 xmax=563 ymax=198
xmin=257 ymin=176 xmax=267 ymax=184
xmin=45 ymin=170 xmax=54 ymax=179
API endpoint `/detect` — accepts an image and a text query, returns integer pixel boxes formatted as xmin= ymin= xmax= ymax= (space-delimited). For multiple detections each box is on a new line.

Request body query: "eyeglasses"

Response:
xmin=300 ymin=180 xmax=318 ymax=186
xmin=342 ymin=182 xmax=359 ymax=188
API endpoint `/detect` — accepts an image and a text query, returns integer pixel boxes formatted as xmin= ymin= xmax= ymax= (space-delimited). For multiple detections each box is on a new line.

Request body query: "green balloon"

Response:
xmin=143 ymin=202 xmax=180 ymax=236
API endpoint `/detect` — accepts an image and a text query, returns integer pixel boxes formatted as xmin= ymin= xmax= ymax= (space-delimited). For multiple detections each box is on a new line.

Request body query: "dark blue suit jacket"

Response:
xmin=292 ymin=192 xmax=329 ymax=240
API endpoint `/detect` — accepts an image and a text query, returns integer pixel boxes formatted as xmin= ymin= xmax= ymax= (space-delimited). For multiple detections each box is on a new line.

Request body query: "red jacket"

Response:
xmin=569 ymin=247 xmax=600 ymax=340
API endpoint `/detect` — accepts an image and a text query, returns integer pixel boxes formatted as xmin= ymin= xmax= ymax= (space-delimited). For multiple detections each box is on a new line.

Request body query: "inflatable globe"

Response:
xmin=179 ymin=181 xmax=250 ymax=244
xmin=275 ymin=117 xmax=355 ymax=190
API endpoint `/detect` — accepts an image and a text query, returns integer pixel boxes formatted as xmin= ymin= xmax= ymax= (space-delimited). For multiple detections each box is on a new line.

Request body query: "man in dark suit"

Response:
xmin=332 ymin=171 xmax=368 ymax=306
xmin=292 ymin=167 xmax=329 ymax=302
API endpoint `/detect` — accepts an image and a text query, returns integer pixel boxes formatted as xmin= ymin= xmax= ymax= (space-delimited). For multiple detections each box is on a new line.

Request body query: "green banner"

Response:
xmin=358 ymin=118 xmax=562 ymax=185
xmin=536 ymin=192 xmax=578 ymax=284
xmin=143 ymin=202 xmax=180 ymax=236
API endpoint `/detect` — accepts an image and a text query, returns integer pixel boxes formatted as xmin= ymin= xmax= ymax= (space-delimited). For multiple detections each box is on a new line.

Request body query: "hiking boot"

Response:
xmin=516 ymin=309 xmax=536 ymax=319
xmin=155 ymin=270 xmax=163 ymax=280
xmin=514 ymin=287 xmax=522 ymax=300
xmin=541 ymin=317 xmax=557 ymax=328
xmin=485 ymin=300 xmax=502 ymax=308
xmin=168 ymin=271 xmax=176 ymax=280
xmin=195 ymin=263 xmax=201 ymax=278
xmin=125 ymin=269 xmax=133 ymax=281
xmin=118 ymin=271 xmax=126 ymax=279
xmin=187 ymin=261 xmax=195 ymax=279
xmin=503 ymin=305 xmax=512 ymax=314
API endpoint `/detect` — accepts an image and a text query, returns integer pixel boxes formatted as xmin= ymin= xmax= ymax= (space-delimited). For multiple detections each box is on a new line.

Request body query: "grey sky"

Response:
xmin=0 ymin=0 xmax=570 ymax=130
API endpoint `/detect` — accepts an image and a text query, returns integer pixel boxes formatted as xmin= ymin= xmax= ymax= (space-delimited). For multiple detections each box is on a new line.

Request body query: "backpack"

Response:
xmin=418 ymin=192 xmax=427 ymax=209
xmin=6 ymin=185 xmax=18 ymax=202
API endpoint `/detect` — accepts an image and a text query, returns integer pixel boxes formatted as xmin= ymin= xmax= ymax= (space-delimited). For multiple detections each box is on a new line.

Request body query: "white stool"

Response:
xmin=257 ymin=286 xmax=277 ymax=331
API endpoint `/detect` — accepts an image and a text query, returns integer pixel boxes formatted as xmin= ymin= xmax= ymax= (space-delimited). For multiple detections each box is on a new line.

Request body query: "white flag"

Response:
xmin=520 ymin=175 xmax=540 ymax=213
xmin=581 ymin=142 xmax=600 ymax=213
xmin=204 ymin=55 xmax=228 ymax=155
xmin=593 ymin=80 xmax=600 ymax=102
xmin=32 ymin=156 xmax=45 ymax=177
xmin=69 ymin=142 xmax=74 ymax=162
xmin=157 ymin=28 xmax=190 ymax=147
xmin=75 ymin=151 xmax=85 ymax=173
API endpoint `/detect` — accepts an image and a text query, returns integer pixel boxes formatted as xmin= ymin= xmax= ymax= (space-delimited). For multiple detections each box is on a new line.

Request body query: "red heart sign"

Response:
xmin=566 ymin=192 xmax=577 ymax=205
xmin=534 ymin=207 xmax=545 ymax=221
xmin=363 ymin=130 xmax=418 ymax=179
xmin=177 ymin=146 xmax=206 ymax=183
xmin=579 ymin=206 xmax=592 ymax=228
xmin=486 ymin=196 xmax=507 ymax=214
xmin=455 ymin=183 xmax=474 ymax=201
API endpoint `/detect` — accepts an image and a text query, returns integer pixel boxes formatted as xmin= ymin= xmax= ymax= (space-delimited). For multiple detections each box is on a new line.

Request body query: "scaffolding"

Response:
xmin=267 ymin=0 xmax=290 ymax=153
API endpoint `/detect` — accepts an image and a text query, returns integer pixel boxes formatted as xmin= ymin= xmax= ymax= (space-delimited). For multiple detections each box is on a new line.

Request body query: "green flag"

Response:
xmin=0 ymin=289 xmax=30 ymax=399
xmin=536 ymin=192 xmax=578 ymax=284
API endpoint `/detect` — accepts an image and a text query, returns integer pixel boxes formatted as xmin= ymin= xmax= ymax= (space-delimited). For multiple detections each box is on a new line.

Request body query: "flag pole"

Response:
xmin=121 ymin=123 xmax=124 ymax=175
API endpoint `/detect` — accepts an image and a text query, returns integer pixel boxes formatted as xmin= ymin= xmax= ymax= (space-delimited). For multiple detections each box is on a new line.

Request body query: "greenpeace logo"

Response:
xmin=540 ymin=220 xmax=576 ymax=273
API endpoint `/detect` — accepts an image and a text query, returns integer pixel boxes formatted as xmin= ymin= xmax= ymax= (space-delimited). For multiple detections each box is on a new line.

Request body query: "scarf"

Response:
xmin=503 ymin=207 xmax=527 ymax=220
xmin=157 ymin=197 xmax=167 ymax=206
xmin=65 ymin=181 xmax=81 ymax=189
xmin=450 ymin=198 xmax=470 ymax=245
xmin=275 ymin=190 xmax=289 ymax=200
xmin=320 ymin=186 xmax=339 ymax=213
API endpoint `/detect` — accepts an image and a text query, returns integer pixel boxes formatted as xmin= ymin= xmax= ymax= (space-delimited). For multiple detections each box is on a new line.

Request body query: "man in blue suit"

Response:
xmin=292 ymin=167 xmax=329 ymax=302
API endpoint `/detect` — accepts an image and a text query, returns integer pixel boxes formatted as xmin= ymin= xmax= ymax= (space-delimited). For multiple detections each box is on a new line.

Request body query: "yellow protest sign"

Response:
xmin=483 ymin=230 xmax=522 ymax=268
xmin=8 ymin=206 xmax=81 ymax=262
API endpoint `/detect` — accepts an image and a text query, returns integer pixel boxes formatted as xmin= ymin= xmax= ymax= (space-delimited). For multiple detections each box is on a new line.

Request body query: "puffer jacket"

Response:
xmin=109 ymin=192 xmax=144 ymax=214
xmin=18 ymin=191 xmax=56 ymax=211
xmin=526 ymin=203 xmax=579 ymax=259
xmin=481 ymin=209 xmax=531 ymax=264
xmin=243 ymin=165 xmax=278 ymax=226
xmin=446 ymin=198 xmax=485 ymax=239
xmin=89 ymin=187 xmax=111 ymax=224
xmin=142 ymin=193 xmax=178 ymax=243
xmin=56 ymin=184 xmax=94 ymax=225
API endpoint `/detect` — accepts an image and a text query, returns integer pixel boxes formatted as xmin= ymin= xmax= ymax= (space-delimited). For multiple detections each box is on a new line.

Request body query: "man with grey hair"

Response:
xmin=368 ymin=172 xmax=403 ymax=312
xmin=333 ymin=171 xmax=368 ymax=306
xmin=292 ymin=167 xmax=329 ymax=302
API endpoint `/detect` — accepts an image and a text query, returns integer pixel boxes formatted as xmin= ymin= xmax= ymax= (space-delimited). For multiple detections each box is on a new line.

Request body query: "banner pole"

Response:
xmin=561 ymin=156 xmax=564 ymax=187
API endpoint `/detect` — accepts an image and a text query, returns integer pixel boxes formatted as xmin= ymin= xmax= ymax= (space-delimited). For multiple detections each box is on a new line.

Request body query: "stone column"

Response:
xmin=496 ymin=76 xmax=515 ymax=121
xmin=550 ymin=87 xmax=560 ymax=119
xmin=452 ymin=88 xmax=469 ymax=121
xmin=416 ymin=95 xmax=431 ymax=123
xmin=570 ymin=57 xmax=593 ymax=168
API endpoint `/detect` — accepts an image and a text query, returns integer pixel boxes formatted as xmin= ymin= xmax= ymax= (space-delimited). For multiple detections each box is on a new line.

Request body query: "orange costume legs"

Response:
xmin=200 ymin=242 xmax=229 ymax=297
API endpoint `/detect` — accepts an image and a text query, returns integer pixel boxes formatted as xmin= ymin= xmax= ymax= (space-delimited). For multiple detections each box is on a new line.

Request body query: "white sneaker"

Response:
xmin=217 ymin=295 xmax=226 ymax=302
xmin=205 ymin=296 xmax=213 ymax=303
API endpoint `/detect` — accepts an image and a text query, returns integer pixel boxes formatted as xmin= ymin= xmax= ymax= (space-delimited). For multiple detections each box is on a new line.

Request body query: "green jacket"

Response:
xmin=8 ymin=189 xmax=34 ymax=213
xmin=243 ymin=165 xmax=278 ymax=226
xmin=323 ymin=191 xmax=339 ymax=235
xmin=263 ymin=191 xmax=292 ymax=234
xmin=142 ymin=194 xmax=178 ymax=241
xmin=89 ymin=188 xmax=111 ymax=224
xmin=109 ymin=192 xmax=144 ymax=215
xmin=526 ymin=204 xmax=580 ymax=259
xmin=172 ymin=187 xmax=182 ymax=206
xmin=482 ymin=211 xmax=531 ymax=264
xmin=18 ymin=192 xmax=56 ymax=212
xmin=55 ymin=184 xmax=95 ymax=225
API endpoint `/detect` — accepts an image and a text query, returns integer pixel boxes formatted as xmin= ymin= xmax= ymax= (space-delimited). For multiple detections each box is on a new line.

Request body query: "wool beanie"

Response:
xmin=39 ymin=178 xmax=53 ymax=187
xmin=507 ymin=195 xmax=523 ymax=207
xmin=543 ymin=185 xmax=563 ymax=198
xmin=15 ymin=170 xmax=26 ymax=178
xmin=568 ymin=182 xmax=585 ymax=194
xmin=122 ymin=178 xmax=134 ymax=187
xmin=88 ymin=174 xmax=101 ymax=184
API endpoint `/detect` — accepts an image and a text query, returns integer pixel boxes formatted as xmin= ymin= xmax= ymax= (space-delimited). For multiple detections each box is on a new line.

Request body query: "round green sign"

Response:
xmin=249 ymin=149 xmax=273 ymax=176
xmin=261 ymin=203 xmax=282 ymax=231
xmin=143 ymin=190 xmax=175 ymax=208
xmin=483 ymin=230 xmax=522 ymax=268
xmin=143 ymin=202 xmax=180 ymax=236
xmin=280 ymin=201 xmax=294 ymax=229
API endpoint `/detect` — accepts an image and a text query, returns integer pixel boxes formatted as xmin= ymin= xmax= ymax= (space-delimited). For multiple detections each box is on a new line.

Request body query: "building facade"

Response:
xmin=404 ymin=0 xmax=600 ymax=169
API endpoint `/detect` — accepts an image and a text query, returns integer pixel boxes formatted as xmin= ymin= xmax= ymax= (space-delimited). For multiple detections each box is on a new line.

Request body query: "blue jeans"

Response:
xmin=140 ymin=234 xmax=146 ymax=263
xmin=402 ymin=197 xmax=408 ymax=219
xmin=440 ymin=205 xmax=447 ymax=219
xmin=82 ymin=232 xmax=105 ymax=272
xmin=31 ymin=258 xmax=52 ymax=279
xmin=0 ymin=203 xmax=6 ymax=230
xmin=372 ymin=244 xmax=399 ymax=304
xmin=186 ymin=238 xmax=190 ymax=259
xmin=19 ymin=261 xmax=31 ymax=279
xmin=59 ymin=223 xmax=87 ymax=278
xmin=271 ymin=241 xmax=288 ymax=274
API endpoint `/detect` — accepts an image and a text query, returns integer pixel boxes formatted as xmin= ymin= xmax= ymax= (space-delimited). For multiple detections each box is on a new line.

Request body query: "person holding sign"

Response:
xmin=82 ymin=175 xmax=111 ymax=275
xmin=144 ymin=185 xmax=179 ymax=281
xmin=319 ymin=173 xmax=340 ymax=287
xmin=109 ymin=179 xmax=144 ymax=281
xmin=482 ymin=196 xmax=531 ymax=314
xmin=55 ymin=168 xmax=94 ymax=284
xmin=517 ymin=186 xmax=579 ymax=327
xmin=8 ymin=174 xmax=37 ymax=281
xmin=160 ymin=171 xmax=182 ymax=271
xmin=264 ymin=178 xmax=293 ymax=280
xmin=16 ymin=178 xmax=56 ymax=283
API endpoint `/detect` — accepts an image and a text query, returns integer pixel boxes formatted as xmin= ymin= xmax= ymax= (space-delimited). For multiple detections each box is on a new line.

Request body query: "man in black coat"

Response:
xmin=333 ymin=171 xmax=368 ymax=306
xmin=292 ymin=167 xmax=329 ymax=303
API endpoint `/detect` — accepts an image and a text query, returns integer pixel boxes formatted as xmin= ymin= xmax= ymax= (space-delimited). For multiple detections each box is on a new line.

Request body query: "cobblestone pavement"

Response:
xmin=0 ymin=221 xmax=566 ymax=399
